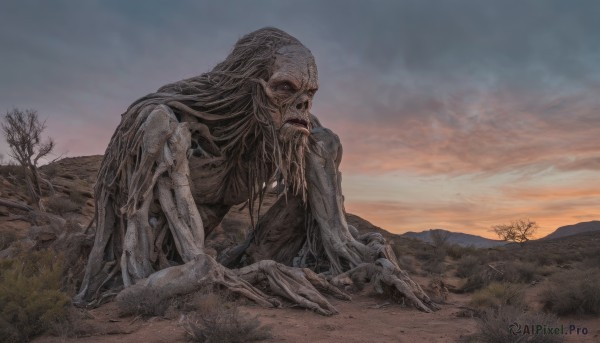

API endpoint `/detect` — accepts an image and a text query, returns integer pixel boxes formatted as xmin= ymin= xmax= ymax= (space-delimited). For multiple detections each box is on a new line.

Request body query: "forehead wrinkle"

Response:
xmin=274 ymin=44 xmax=317 ymax=90
xmin=270 ymin=71 xmax=302 ymax=89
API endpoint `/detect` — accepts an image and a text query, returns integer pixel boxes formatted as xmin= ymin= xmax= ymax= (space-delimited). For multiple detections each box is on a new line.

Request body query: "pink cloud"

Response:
xmin=325 ymin=89 xmax=600 ymax=178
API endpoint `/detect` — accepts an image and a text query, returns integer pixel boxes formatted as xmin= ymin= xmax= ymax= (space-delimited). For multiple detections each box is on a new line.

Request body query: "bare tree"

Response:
xmin=430 ymin=229 xmax=451 ymax=249
xmin=1 ymin=108 xmax=55 ymax=210
xmin=492 ymin=218 xmax=538 ymax=246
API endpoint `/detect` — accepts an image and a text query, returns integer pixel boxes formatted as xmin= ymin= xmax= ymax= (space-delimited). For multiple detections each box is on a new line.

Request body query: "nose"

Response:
xmin=294 ymin=95 xmax=310 ymax=111
xmin=295 ymin=101 xmax=308 ymax=110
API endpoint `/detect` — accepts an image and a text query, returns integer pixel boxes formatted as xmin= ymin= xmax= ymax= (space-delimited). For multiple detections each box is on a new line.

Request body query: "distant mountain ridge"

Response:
xmin=14 ymin=156 xmax=599 ymax=249
xmin=401 ymin=229 xmax=506 ymax=248
xmin=542 ymin=221 xmax=600 ymax=240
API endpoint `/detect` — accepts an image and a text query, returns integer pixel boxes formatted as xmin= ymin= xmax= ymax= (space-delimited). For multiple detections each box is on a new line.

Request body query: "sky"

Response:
xmin=1 ymin=0 xmax=599 ymax=238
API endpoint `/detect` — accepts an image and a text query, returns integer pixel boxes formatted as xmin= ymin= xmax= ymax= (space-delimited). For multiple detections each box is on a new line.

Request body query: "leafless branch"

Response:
xmin=1 ymin=108 xmax=55 ymax=209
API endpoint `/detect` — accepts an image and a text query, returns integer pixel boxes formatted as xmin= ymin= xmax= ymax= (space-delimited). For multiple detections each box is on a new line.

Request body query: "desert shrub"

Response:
xmin=544 ymin=253 xmax=566 ymax=266
xmin=184 ymin=293 xmax=271 ymax=343
xmin=416 ymin=244 xmax=447 ymax=276
xmin=46 ymin=306 xmax=96 ymax=339
xmin=541 ymin=268 xmax=600 ymax=316
xmin=0 ymin=248 xmax=70 ymax=342
xmin=535 ymin=265 xmax=555 ymax=277
xmin=515 ymin=262 xmax=537 ymax=283
xmin=528 ymin=250 xmax=563 ymax=267
xmin=461 ymin=263 xmax=504 ymax=293
xmin=41 ymin=163 xmax=58 ymax=179
xmin=0 ymin=163 xmax=24 ymax=178
xmin=412 ymin=245 xmax=437 ymax=262
xmin=446 ymin=244 xmax=478 ymax=260
xmin=426 ymin=277 xmax=449 ymax=304
xmin=169 ymin=289 xmax=223 ymax=314
xmin=390 ymin=237 xmax=430 ymax=259
xmin=460 ymin=260 xmax=537 ymax=293
xmin=455 ymin=255 xmax=482 ymax=278
xmin=470 ymin=306 xmax=563 ymax=343
xmin=68 ymin=191 xmax=88 ymax=208
xmin=503 ymin=261 xmax=537 ymax=283
xmin=396 ymin=255 xmax=417 ymax=274
xmin=529 ymin=251 xmax=571 ymax=266
xmin=470 ymin=282 xmax=525 ymax=310
xmin=116 ymin=288 xmax=171 ymax=318
xmin=422 ymin=259 xmax=445 ymax=275
xmin=0 ymin=231 xmax=18 ymax=250
xmin=484 ymin=249 xmax=503 ymax=263
xmin=581 ymin=254 xmax=600 ymax=270
xmin=45 ymin=196 xmax=81 ymax=216
xmin=461 ymin=272 xmax=488 ymax=293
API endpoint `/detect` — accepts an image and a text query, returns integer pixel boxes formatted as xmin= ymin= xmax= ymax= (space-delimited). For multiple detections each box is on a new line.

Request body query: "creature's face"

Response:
xmin=262 ymin=44 xmax=319 ymax=136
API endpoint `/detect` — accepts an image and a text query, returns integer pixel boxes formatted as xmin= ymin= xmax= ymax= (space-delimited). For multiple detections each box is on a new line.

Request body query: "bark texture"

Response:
xmin=75 ymin=27 xmax=438 ymax=314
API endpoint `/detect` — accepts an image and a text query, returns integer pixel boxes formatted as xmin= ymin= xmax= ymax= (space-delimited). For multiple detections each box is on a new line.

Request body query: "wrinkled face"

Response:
xmin=262 ymin=44 xmax=319 ymax=136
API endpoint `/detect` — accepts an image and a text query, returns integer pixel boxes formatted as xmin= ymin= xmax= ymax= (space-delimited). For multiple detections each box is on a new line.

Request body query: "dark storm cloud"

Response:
xmin=1 ymin=0 xmax=599 ymax=234
xmin=1 ymin=0 xmax=599 ymax=175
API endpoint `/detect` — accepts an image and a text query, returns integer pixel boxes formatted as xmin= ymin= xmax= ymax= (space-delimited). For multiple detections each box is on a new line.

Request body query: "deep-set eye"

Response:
xmin=276 ymin=82 xmax=294 ymax=92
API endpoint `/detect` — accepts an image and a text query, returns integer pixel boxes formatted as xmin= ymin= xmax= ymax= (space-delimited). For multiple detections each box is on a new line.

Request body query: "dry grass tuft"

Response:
xmin=45 ymin=196 xmax=81 ymax=216
xmin=469 ymin=306 xmax=564 ymax=343
xmin=541 ymin=268 xmax=600 ymax=316
xmin=116 ymin=288 xmax=171 ymax=318
xmin=0 ymin=248 xmax=70 ymax=342
xmin=184 ymin=292 xmax=271 ymax=343
xmin=470 ymin=282 xmax=525 ymax=310
xmin=0 ymin=231 xmax=18 ymax=251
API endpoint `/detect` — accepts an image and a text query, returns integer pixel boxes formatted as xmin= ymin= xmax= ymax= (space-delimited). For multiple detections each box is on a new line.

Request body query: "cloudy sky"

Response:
xmin=1 ymin=0 xmax=599 ymax=237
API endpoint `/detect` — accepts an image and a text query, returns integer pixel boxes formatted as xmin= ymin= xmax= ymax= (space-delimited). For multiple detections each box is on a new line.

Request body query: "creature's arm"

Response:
xmin=303 ymin=117 xmax=439 ymax=312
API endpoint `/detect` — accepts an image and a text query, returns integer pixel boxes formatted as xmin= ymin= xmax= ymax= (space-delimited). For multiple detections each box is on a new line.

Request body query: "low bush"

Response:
xmin=0 ymin=164 xmax=24 ymax=178
xmin=503 ymin=261 xmax=537 ymax=283
xmin=460 ymin=260 xmax=538 ymax=292
xmin=541 ymin=268 xmax=600 ymax=316
xmin=45 ymin=196 xmax=81 ymax=216
xmin=446 ymin=244 xmax=480 ymax=260
xmin=184 ymin=292 xmax=271 ymax=343
xmin=470 ymin=306 xmax=563 ymax=343
xmin=396 ymin=255 xmax=417 ymax=274
xmin=67 ymin=191 xmax=88 ymax=209
xmin=0 ymin=248 xmax=70 ymax=342
xmin=47 ymin=306 xmax=96 ymax=339
xmin=422 ymin=259 xmax=445 ymax=275
xmin=0 ymin=231 xmax=18 ymax=251
xmin=116 ymin=288 xmax=171 ymax=318
xmin=470 ymin=282 xmax=525 ymax=310
xmin=455 ymin=255 xmax=482 ymax=278
xmin=581 ymin=255 xmax=600 ymax=270
xmin=531 ymin=251 xmax=569 ymax=266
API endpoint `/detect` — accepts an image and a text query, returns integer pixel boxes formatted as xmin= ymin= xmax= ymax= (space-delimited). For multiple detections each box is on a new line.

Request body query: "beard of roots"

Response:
xmin=277 ymin=122 xmax=309 ymax=202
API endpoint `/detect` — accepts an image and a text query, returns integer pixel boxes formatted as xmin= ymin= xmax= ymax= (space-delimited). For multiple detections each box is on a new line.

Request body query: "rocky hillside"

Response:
xmin=541 ymin=220 xmax=600 ymax=240
xmin=0 ymin=155 xmax=404 ymax=247
xmin=402 ymin=228 xmax=506 ymax=248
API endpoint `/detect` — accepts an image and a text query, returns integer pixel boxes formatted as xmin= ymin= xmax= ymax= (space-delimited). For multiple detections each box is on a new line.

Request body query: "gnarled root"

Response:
xmin=331 ymin=258 xmax=440 ymax=313
xmin=116 ymin=254 xmax=278 ymax=310
xmin=116 ymin=254 xmax=349 ymax=316
xmin=236 ymin=260 xmax=350 ymax=316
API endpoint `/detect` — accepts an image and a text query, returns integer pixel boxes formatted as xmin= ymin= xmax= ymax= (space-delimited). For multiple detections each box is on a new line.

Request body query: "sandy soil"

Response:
xmin=31 ymin=280 xmax=600 ymax=343
xmin=33 ymin=292 xmax=479 ymax=343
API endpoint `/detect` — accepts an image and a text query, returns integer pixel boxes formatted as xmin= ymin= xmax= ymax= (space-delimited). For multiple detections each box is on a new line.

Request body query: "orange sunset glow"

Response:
xmin=1 ymin=1 xmax=599 ymax=239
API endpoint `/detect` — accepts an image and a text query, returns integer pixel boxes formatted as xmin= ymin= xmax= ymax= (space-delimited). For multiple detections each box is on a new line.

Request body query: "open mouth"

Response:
xmin=285 ymin=118 xmax=309 ymax=129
